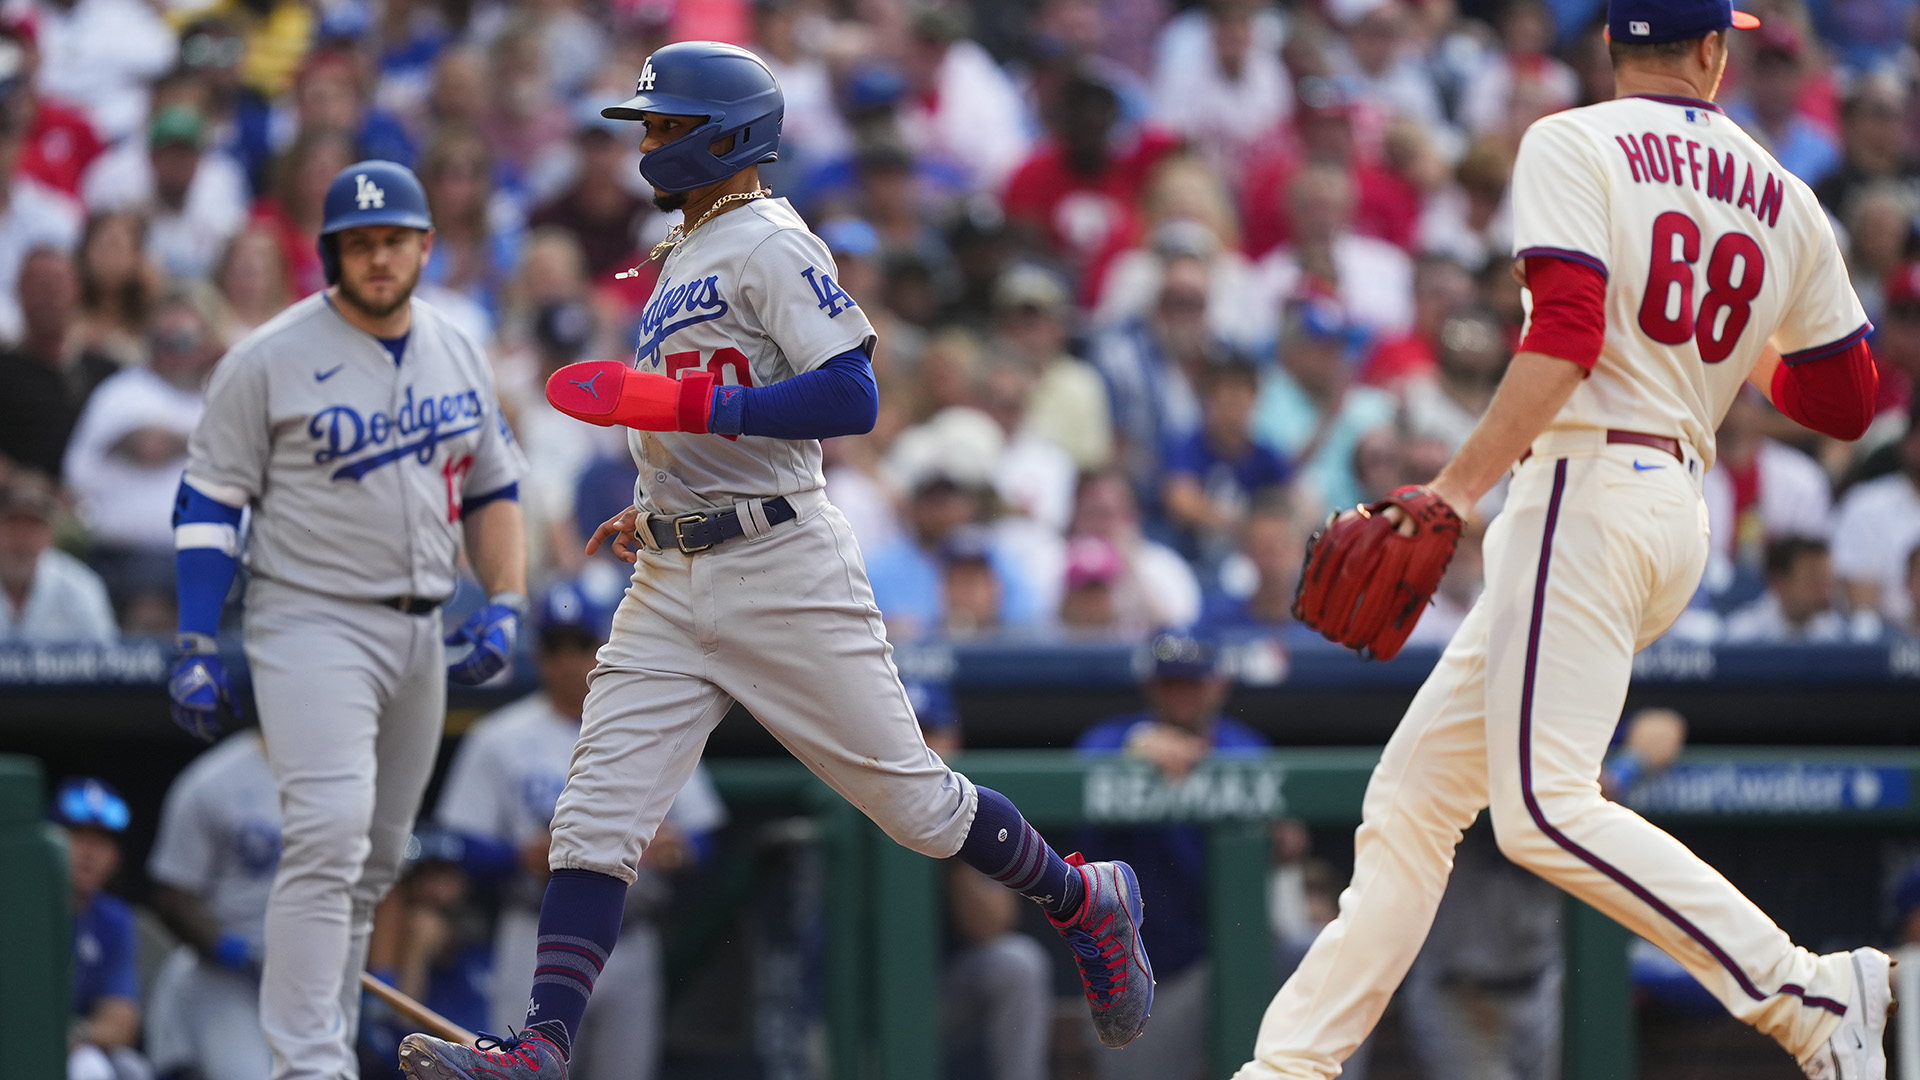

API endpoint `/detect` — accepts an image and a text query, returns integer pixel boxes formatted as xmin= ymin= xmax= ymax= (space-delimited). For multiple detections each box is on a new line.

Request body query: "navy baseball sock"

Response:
xmin=523 ymin=868 xmax=627 ymax=1059
xmin=957 ymin=786 xmax=1084 ymax=917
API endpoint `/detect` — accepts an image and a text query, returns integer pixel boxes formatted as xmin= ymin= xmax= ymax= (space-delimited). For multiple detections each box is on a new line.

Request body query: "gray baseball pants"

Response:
xmin=549 ymin=491 xmax=976 ymax=881
xmin=246 ymin=577 xmax=445 ymax=1080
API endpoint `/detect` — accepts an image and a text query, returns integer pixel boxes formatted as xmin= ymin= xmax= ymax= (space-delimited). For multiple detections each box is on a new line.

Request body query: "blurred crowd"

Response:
xmin=4 ymin=0 xmax=1920 ymax=653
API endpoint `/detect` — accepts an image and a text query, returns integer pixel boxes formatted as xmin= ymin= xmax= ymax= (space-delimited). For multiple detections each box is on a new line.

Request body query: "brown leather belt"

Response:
xmin=1520 ymin=429 xmax=1684 ymax=465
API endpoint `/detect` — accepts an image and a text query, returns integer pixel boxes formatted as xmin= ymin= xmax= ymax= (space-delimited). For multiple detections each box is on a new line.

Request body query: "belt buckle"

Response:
xmin=673 ymin=513 xmax=713 ymax=554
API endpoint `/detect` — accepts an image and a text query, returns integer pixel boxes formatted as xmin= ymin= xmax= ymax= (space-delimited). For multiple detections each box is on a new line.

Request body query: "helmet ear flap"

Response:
xmin=319 ymin=234 xmax=341 ymax=286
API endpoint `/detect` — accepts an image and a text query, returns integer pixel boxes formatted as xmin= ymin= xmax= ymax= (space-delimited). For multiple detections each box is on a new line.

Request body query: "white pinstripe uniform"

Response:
xmin=1236 ymin=94 xmax=1868 ymax=1078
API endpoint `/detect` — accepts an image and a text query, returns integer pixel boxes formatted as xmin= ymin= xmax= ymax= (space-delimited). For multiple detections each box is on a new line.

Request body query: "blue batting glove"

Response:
xmin=212 ymin=931 xmax=257 ymax=974
xmin=445 ymin=593 xmax=526 ymax=686
xmin=169 ymin=634 xmax=239 ymax=742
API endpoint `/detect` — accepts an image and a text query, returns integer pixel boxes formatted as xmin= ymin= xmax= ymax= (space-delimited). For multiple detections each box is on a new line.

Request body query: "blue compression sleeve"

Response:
xmin=173 ymin=480 xmax=244 ymax=637
xmin=708 ymin=349 xmax=878 ymax=440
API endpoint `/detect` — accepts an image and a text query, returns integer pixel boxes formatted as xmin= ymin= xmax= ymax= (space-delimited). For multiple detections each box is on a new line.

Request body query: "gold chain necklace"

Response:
xmin=642 ymin=188 xmax=770 ymax=263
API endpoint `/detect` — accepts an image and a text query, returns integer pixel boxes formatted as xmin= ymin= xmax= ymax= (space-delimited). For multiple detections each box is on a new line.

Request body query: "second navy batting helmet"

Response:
xmin=317 ymin=159 xmax=433 ymax=285
xmin=602 ymin=41 xmax=784 ymax=193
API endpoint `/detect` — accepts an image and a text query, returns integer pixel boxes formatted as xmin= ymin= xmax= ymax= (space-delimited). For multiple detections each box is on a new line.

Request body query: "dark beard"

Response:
xmin=653 ymin=190 xmax=688 ymax=213
xmin=337 ymin=274 xmax=415 ymax=320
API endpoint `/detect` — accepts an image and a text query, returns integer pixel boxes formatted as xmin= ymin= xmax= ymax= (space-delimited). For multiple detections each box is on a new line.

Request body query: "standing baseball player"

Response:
xmin=167 ymin=159 xmax=529 ymax=1080
xmin=396 ymin=41 xmax=1153 ymax=1079
xmin=1246 ymin=3 xmax=1891 ymax=1079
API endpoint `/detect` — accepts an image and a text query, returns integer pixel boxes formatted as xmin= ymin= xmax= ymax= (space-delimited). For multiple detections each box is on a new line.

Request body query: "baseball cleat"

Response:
xmin=1801 ymin=948 xmax=1894 ymax=1080
xmin=1050 ymin=852 xmax=1155 ymax=1047
xmin=398 ymin=1029 xmax=567 ymax=1079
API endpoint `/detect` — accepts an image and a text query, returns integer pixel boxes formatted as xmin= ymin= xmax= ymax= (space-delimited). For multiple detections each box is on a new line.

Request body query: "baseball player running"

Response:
xmin=167 ymin=159 xmax=529 ymax=1080
xmin=1250 ymin=3 xmax=1892 ymax=1079
xmin=397 ymin=41 xmax=1153 ymax=1079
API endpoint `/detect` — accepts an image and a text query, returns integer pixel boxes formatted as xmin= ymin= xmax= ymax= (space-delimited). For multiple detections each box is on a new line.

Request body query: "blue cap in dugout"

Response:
xmin=1608 ymin=0 xmax=1760 ymax=44
xmin=1147 ymin=630 xmax=1220 ymax=681
xmin=51 ymin=778 xmax=130 ymax=833
xmin=537 ymin=578 xmax=614 ymax=644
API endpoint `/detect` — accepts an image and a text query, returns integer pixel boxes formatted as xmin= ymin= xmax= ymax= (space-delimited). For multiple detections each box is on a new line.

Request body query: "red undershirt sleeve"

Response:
xmin=1517 ymin=255 xmax=1608 ymax=372
xmin=1769 ymin=331 xmax=1878 ymax=441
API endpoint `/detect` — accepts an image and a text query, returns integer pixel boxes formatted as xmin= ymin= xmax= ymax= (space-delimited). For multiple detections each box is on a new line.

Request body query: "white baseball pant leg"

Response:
xmin=1236 ymin=443 xmax=1854 ymax=1079
xmin=549 ymin=498 xmax=975 ymax=882
xmin=247 ymin=579 xmax=445 ymax=1080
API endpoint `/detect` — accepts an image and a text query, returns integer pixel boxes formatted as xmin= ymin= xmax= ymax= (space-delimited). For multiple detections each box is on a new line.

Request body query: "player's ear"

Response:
xmin=418 ymin=228 xmax=435 ymax=261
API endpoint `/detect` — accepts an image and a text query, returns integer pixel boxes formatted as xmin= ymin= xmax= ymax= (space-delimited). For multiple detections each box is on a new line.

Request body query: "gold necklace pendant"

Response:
xmin=648 ymin=188 xmax=770 ymax=261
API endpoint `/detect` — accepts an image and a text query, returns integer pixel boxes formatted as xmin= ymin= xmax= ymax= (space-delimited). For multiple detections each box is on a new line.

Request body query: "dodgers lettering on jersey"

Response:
xmin=184 ymin=293 xmax=527 ymax=600
xmin=626 ymin=197 xmax=877 ymax=515
xmin=1511 ymin=95 xmax=1867 ymax=468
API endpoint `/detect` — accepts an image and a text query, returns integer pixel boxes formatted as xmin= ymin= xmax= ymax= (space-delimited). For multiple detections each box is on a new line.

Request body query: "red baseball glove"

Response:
xmin=1292 ymin=485 xmax=1464 ymax=661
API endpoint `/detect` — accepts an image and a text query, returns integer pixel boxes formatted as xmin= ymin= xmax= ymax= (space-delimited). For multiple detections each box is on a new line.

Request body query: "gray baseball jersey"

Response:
xmin=627 ymin=196 xmax=876 ymax=514
xmin=147 ymin=733 xmax=281 ymax=950
xmin=184 ymin=292 xmax=526 ymax=600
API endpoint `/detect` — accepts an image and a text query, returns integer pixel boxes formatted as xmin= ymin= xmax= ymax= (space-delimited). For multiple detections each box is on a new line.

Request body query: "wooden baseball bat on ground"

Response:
xmin=360 ymin=971 xmax=478 ymax=1047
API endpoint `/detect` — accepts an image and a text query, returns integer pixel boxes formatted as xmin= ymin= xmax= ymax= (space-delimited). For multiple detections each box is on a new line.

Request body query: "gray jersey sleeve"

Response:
xmin=436 ymin=720 xmax=513 ymax=841
xmin=739 ymin=228 xmax=877 ymax=374
xmin=184 ymin=346 xmax=271 ymax=505
xmin=148 ymin=763 xmax=220 ymax=893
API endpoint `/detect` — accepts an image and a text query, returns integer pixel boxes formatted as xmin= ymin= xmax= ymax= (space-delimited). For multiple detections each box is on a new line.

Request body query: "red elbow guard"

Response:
xmin=1770 ymin=332 xmax=1878 ymax=441
xmin=1517 ymin=256 xmax=1607 ymax=372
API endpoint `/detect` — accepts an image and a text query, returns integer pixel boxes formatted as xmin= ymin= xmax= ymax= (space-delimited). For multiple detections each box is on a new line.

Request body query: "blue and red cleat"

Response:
xmin=1050 ymin=852 xmax=1155 ymax=1047
xmin=397 ymin=1028 xmax=567 ymax=1079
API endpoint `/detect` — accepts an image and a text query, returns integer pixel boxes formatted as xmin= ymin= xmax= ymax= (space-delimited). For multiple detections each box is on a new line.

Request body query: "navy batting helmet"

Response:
xmin=602 ymin=41 xmax=783 ymax=193
xmin=317 ymin=160 xmax=433 ymax=285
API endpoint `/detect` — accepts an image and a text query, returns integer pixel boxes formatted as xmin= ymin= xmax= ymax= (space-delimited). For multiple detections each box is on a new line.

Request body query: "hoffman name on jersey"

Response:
xmin=1614 ymin=130 xmax=1787 ymax=228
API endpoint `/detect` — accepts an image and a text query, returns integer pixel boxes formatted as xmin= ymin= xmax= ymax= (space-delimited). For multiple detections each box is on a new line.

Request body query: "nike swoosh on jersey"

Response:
xmin=1632 ymin=461 xmax=1663 ymax=471
xmin=315 ymin=365 xmax=345 ymax=382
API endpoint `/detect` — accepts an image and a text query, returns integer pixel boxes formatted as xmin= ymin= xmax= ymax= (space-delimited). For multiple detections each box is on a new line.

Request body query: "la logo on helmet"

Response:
xmin=355 ymin=174 xmax=386 ymax=210
xmin=637 ymin=60 xmax=656 ymax=92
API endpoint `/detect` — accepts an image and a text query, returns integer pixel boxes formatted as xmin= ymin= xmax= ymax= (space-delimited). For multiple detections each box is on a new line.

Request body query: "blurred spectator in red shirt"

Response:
xmin=1250 ymin=161 xmax=1415 ymax=344
xmin=1003 ymin=65 xmax=1181 ymax=294
xmin=249 ymin=126 xmax=355 ymax=297
xmin=0 ymin=16 xmax=103 ymax=198
xmin=1358 ymin=253 xmax=1475 ymax=386
xmin=0 ymin=105 xmax=83 ymax=342
xmin=1239 ymin=77 xmax=1420 ymax=258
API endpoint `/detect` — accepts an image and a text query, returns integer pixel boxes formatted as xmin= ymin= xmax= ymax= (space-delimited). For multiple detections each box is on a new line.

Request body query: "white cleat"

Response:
xmin=1802 ymin=948 xmax=1895 ymax=1080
